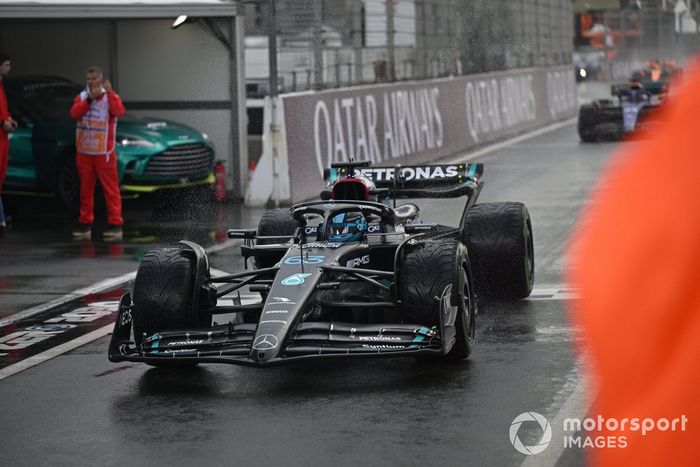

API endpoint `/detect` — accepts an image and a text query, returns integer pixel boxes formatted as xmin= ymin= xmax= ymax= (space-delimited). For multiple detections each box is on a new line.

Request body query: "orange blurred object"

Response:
xmin=568 ymin=60 xmax=700 ymax=466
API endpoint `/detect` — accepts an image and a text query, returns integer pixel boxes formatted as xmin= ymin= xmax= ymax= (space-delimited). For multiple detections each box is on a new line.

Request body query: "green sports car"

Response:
xmin=4 ymin=75 xmax=215 ymax=207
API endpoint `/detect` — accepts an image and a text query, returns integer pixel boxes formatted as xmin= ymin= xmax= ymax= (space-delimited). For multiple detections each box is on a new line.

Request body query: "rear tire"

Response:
xmin=132 ymin=247 xmax=200 ymax=367
xmin=400 ymin=240 xmax=475 ymax=359
xmin=461 ymin=202 xmax=534 ymax=300
xmin=254 ymin=208 xmax=299 ymax=268
xmin=578 ymin=105 xmax=598 ymax=143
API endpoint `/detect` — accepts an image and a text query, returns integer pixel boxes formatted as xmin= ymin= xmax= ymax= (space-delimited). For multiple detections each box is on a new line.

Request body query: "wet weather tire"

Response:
xmin=132 ymin=248 xmax=197 ymax=353
xmin=461 ymin=202 xmax=534 ymax=300
xmin=254 ymin=208 xmax=299 ymax=268
xmin=578 ymin=105 xmax=598 ymax=143
xmin=400 ymin=240 xmax=475 ymax=359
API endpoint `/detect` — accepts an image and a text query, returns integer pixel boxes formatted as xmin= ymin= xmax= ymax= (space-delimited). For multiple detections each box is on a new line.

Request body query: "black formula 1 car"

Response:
xmin=109 ymin=161 xmax=534 ymax=367
xmin=578 ymin=84 xmax=662 ymax=142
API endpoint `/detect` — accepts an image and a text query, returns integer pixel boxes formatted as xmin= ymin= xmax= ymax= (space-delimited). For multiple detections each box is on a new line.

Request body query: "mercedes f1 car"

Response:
xmin=109 ymin=161 xmax=534 ymax=367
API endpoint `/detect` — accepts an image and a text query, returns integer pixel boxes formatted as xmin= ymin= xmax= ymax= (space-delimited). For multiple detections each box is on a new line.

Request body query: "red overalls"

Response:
xmin=69 ymin=90 xmax=126 ymax=226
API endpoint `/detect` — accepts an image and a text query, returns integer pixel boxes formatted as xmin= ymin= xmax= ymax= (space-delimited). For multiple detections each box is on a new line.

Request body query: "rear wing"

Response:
xmin=612 ymin=82 xmax=664 ymax=97
xmin=323 ymin=162 xmax=484 ymax=199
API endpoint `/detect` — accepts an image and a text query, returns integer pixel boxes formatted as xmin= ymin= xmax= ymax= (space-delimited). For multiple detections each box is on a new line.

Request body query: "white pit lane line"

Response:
xmin=443 ymin=118 xmax=576 ymax=165
xmin=520 ymin=368 xmax=594 ymax=467
xmin=0 ymin=240 xmax=242 ymax=381
xmin=0 ymin=238 xmax=242 ymax=329
xmin=0 ymin=324 xmax=116 ymax=381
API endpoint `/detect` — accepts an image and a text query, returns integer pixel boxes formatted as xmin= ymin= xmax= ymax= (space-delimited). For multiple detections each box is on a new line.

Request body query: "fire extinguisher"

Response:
xmin=214 ymin=161 xmax=227 ymax=202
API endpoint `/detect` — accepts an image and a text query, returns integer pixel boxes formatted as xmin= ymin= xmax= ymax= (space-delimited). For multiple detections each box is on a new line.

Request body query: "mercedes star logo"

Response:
xmin=252 ymin=334 xmax=279 ymax=350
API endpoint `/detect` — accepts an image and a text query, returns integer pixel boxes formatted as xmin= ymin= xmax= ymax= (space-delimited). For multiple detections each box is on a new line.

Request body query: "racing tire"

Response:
xmin=132 ymin=247 xmax=199 ymax=367
xmin=254 ymin=208 xmax=299 ymax=268
xmin=461 ymin=202 xmax=534 ymax=300
xmin=578 ymin=105 xmax=598 ymax=143
xmin=57 ymin=154 xmax=80 ymax=212
xmin=400 ymin=240 xmax=475 ymax=359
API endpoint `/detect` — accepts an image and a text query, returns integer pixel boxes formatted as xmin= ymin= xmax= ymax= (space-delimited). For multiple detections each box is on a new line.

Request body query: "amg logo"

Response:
xmin=359 ymin=335 xmax=401 ymax=342
xmin=346 ymin=255 xmax=370 ymax=268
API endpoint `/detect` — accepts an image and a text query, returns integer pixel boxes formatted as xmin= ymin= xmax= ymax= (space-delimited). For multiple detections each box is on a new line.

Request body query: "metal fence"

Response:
xmin=242 ymin=0 xmax=574 ymax=96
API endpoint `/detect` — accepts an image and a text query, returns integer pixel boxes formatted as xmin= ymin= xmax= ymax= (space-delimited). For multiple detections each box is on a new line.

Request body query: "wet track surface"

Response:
xmin=0 ymin=83 xmax=619 ymax=466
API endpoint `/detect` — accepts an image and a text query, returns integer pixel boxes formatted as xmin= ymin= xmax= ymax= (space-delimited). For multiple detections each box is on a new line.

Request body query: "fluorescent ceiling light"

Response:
xmin=172 ymin=14 xmax=188 ymax=28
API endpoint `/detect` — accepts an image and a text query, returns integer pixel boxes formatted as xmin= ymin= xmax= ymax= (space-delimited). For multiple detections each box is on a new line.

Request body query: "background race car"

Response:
xmin=578 ymin=83 xmax=663 ymax=142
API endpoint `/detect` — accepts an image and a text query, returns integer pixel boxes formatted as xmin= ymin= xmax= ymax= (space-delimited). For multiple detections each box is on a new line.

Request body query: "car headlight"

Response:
xmin=202 ymin=133 xmax=209 ymax=140
xmin=117 ymin=136 xmax=156 ymax=148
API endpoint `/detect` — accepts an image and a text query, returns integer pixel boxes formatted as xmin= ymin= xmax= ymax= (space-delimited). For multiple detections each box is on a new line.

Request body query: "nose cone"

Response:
xmin=252 ymin=334 xmax=280 ymax=363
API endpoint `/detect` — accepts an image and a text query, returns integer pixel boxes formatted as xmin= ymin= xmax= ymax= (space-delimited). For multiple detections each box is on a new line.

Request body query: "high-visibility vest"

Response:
xmin=76 ymin=92 xmax=114 ymax=155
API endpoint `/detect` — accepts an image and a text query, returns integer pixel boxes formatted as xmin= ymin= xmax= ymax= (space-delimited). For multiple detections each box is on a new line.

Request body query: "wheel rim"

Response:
xmin=524 ymin=217 xmax=534 ymax=286
xmin=459 ymin=266 xmax=475 ymax=343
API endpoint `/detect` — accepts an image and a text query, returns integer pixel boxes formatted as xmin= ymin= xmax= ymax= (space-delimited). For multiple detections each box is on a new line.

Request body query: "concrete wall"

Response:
xmin=0 ymin=21 xmax=111 ymax=83
xmin=116 ymin=19 xmax=229 ymax=101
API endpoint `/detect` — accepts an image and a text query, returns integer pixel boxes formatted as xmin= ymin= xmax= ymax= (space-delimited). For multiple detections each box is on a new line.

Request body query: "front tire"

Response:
xmin=461 ymin=202 xmax=534 ymax=300
xmin=399 ymin=240 xmax=475 ymax=359
xmin=132 ymin=247 xmax=202 ymax=366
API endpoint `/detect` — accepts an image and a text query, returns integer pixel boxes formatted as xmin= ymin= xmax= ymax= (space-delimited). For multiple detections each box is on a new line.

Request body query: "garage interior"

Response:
xmin=0 ymin=0 xmax=248 ymax=197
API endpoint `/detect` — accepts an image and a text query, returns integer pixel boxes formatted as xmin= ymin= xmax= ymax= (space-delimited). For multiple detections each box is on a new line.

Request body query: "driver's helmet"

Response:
xmin=328 ymin=211 xmax=367 ymax=243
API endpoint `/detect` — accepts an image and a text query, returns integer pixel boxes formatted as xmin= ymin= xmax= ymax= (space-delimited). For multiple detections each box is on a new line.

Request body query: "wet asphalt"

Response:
xmin=0 ymin=82 xmax=619 ymax=466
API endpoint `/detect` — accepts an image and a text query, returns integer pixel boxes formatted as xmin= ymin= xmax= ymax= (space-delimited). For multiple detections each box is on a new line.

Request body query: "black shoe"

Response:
xmin=0 ymin=224 xmax=5 ymax=238
xmin=103 ymin=225 xmax=123 ymax=241
xmin=71 ymin=224 xmax=92 ymax=240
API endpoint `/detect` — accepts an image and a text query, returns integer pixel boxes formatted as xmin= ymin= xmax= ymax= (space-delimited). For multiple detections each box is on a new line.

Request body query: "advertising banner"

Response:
xmin=282 ymin=65 xmax=577 ymax=201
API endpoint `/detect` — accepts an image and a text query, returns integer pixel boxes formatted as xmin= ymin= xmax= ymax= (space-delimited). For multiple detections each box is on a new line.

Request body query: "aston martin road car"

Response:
xmin=4 ymin=75 xmax=215 ymax=208
xmin=578 ymin=84 xmax=662 ymax=142
xmin=109 ymin=162 xmax=534 ymax=367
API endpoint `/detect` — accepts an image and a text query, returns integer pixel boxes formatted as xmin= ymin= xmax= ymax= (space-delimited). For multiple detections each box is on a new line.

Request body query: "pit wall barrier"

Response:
xmin=245 ymin=64 xmax=577 ymax=206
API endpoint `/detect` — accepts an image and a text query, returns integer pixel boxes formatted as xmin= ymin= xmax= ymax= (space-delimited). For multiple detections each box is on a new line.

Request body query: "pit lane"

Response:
xmin=0 ymin=84 xmax=616 ymax=466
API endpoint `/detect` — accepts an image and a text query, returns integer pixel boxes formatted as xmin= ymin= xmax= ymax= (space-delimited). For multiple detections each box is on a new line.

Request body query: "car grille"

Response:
xmin=144 ymin=143 xmax=214 ymax=178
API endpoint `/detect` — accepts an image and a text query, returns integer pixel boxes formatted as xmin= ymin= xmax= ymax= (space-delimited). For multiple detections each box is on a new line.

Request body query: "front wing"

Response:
xmin=108 ymin=292 xmax=460 ymax=367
